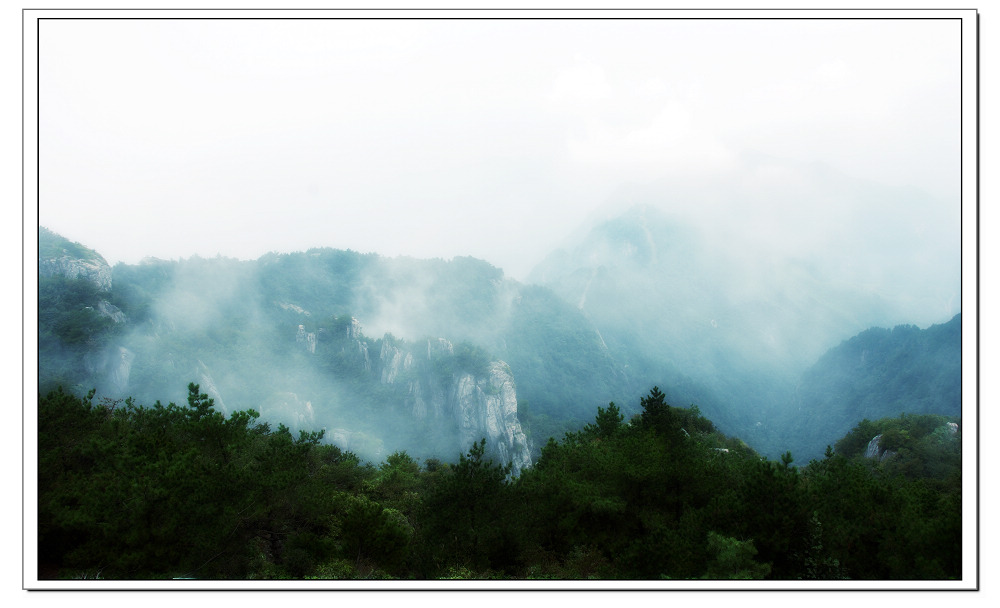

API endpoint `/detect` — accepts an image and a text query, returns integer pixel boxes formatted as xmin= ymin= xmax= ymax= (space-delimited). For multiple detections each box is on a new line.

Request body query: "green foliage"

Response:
xmin=703 ymin=532 xmax=771 ymax=579
xmin=417 ymin=438 xmax=520 ymax=576
xmin=38 ymin=275 xmax=124 ymax=393
xmin=834 ymin=413 xmax=961 ymax=482
xmin=582 ymin=402 xmax=624 ymax=439
xmin=37 ymin=384 xmax=961 ymax=581
xmin=453 ymin=342 xmax=493 ymax=378
xmin=339 ymin=495 xmax=413 ymax=574
xmin=39 ymin=227 xmax=104 ymax=263
xmin=789 ymin=314 xmax=961 ymax=462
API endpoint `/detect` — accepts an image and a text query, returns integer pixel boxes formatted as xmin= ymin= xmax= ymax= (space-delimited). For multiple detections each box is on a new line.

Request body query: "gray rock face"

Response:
xmin=451 ymin=362 xmax=532 ymax=476
xmin=864 ymin=434 xmax=895 ymax=463
xmin=346 ymin=317 xmax=363 ymax=340
xmin=197 ymin=360 xmax=229 ymax=416
xmin=97 ymin=300 xmax=127 ymax=324
xmin=379 ymin=338 xmax=412 ymax=384
xmin=378 ymin=335 xmax=532 ymax=475
xmin=283 ymin=317 xmax=533 ymax=473
xmin=296 ymin=325 xmax=317 ymax=354
xmin=40 ymin=255 xmax=112 ymax=291
xmin=863 ymin=434 xmax=882 ymax=459
xmin=356 ymin=339 xmax=372 ymax=373
xmin=427 ymin=338 xmax=454 ymax=358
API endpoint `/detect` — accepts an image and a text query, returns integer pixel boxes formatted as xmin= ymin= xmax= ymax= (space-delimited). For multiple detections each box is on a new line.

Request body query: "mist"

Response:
xmin=35 ymin=14 xmax=964 ymax=462
xmin=37 ymin=18 xmax=960 ymax=296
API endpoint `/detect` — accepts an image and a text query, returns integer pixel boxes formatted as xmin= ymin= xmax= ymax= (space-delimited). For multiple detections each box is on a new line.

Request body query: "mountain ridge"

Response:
xmin=36 ymin=220 xmax=962 ymax=463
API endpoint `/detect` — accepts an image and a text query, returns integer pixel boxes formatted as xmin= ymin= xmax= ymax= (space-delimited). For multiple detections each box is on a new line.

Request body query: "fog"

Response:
xmin=106 ymin=255 xmax=416 ymax=463
xmin=37 ymin=16 xmax=960 ymax=316
xmin=34 ymin=13 xmax=967 ymax=463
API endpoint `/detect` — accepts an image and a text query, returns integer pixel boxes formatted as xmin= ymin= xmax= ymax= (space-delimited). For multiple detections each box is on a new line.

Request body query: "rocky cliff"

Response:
xmin=306 ymin=318 xmax=533 ymax=474
xmin=39 ymin=227 xmax=113 ymax=292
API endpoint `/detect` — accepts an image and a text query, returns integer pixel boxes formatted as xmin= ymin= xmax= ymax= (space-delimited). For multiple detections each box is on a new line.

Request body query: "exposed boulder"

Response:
xmin=39 ymin=228 xmax=113 ymax=291
xmin=97 ymin=300 xmax=127 ymax=324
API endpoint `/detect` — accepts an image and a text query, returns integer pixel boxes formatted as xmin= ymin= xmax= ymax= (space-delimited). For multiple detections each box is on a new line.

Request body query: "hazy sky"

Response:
xmin=38 ymin=15 xmax=962 ymax=282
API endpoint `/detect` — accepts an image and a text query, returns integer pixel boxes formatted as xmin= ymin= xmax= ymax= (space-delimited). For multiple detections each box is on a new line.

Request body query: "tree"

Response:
xmin=703 ymin=532 xmax=771 ymax=579
xmin=639 ymin=386 xmax=676 ymax=436
xmin=583 ymin=402 xmax=624 ymax=439
xmin=418 ymin=439 xmax=518 ymax=575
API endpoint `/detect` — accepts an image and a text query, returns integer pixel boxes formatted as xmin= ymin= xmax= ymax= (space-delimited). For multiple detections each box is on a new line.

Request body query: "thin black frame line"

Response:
xmin=31 ymin=16 xmax=966 ymax=21
xmin=27 ymin=10 xmax=977 ymax=592
xmin=20 ymin=7 xmax=983 ymax=11
xmin=21 ymin=4 xmax=28 ymax=596
xmin=973 ymin=9 xmax=981 ymax=594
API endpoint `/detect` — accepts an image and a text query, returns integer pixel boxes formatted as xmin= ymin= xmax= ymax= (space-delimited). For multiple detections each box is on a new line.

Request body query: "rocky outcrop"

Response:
xmin=864 ymin=434 xmax=895 ymax=463
xmin=377 ymin=334 xmax=532 ymax=476
xmin=278 ymin=302 xmax=311 ymax=316
xmin=450 ymin=362 xmax=532 ymax=476
xmin=296 ymin=325 xmax=317 ymax=354
xmin=346 ymin=317 xmax=363 ymax=340
xmin=197 ymin=360 xmax=229 ymax=416
xmin=379 ymin=338 xmax=413 ymax=384
xmin=284 ymin=315 xmax=532 ymax=473
xmin=355 ymin=338 xmax=372 ymax=373
xmin=39 ymin=254 xmax=112 ymax=292
xmin=97 ymin=300 xmax=126 ymax=324
xmin=427 ymin=338 xmax=453 ymax=358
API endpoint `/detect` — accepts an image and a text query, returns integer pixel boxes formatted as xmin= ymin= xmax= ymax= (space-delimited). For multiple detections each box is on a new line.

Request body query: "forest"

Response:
xmin=37 ymin=384 xmax=961 ymax=581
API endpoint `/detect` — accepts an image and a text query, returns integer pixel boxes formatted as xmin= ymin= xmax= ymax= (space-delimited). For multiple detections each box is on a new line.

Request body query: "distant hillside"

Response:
xmin=782 ymin=314 xmax=961 ymax=462
xmin=527 ymin=204 xmax=911 ymax=456
xmin=36 ymin=224 xmax=962 ymax=464
xmin=37 ymin=230 xmax=656 ymax=464
xmin=39 ymin=226 xmax=106 ymax=264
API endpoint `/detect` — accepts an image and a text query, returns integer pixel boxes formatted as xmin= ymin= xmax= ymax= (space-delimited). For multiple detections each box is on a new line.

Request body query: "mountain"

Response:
xmin=38 ymin=228 xmax=130 ymax=394
xmin=39 ymin=226 xmax=113 ymax=291
xmin=526 ymin=203 xmax=956 ymax=456
xmin=37 ymin=218 xmax=962 ymax=466
xmin=37 ymin=230 xmax=650 ymax=469
xmin=781 ymin=314 xmax=962 ymax=462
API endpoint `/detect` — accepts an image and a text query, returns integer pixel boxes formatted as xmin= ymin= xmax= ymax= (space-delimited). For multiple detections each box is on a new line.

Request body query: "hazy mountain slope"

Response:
xmin=782 ymin=314 xmax=962 ymax=462
xmin=38 ymin=228 xmax=131 ymax=395
xmin=526 ymin=204 xmax=938 ymax=456
xmin=38 ymin=230 xmax=656 ymax=464
xmin=39 ymin=224 xmax=961 ymax=465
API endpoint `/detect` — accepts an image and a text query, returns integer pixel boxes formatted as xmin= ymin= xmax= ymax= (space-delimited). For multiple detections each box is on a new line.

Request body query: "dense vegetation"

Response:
xmin=785 ymin=314 xmax=962 ymax=462
xmin=38 ymin=385 xmax=961 ymax=581
xmin=38 ymin=274 xmax=125 ymax=394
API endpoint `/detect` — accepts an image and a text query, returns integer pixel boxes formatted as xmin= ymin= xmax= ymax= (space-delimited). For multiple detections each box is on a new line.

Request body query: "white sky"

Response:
xmin=37 ymin=14 xmax=962 ymax=282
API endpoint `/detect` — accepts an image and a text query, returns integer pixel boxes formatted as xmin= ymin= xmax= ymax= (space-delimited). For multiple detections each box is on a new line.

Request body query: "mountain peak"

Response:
xmin=38 ymin=227 xmax=112 ymax=291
